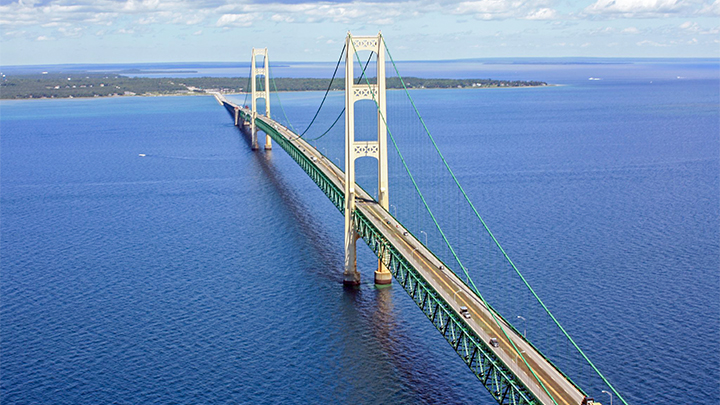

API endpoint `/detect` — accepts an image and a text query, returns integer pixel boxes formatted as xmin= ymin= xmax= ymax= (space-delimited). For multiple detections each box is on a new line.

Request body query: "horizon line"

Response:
xmin=3 ymin=56 xmax=719 ymax=69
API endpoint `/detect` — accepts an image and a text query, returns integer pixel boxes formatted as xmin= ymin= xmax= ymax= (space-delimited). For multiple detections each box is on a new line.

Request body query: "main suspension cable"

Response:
xmin=242 ymin=67 xmax=251 ymax=108
xmin=381 ymin=34 xmax=628 ymax=405
xmin=269 ymin=65 xmax=297 ymax=133
xmin=296 ymin=44 xmax=346 ymax=137
xmin=303 ymin=51 xmax=374 ymax=142
xmin=350 ymin=34 xmax=560 ymax=405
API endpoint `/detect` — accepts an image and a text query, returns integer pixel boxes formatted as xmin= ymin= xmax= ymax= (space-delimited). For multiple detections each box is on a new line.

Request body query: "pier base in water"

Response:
xmin=343 ymin=271 xmax=361 ymax=287
xmin=374 ymin=270 xmax=392 ymax=285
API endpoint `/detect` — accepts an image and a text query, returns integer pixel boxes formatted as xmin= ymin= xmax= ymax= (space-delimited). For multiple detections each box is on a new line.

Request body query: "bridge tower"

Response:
xmin=251 ymin=48 xmax=272 ymax=151
xmin=343 ymin=32 xmax=391 ymax=286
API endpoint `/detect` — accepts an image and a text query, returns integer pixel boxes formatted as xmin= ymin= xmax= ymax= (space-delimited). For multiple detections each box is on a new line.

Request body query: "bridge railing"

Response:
xmin=226 ymin=100 xmax=546 ymax=405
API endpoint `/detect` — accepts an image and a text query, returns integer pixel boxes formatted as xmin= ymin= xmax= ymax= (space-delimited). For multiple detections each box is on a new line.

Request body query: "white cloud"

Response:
xmin=453 ymin=0 xmax=559 ymax=20
xmin=4 ymin=30 xmax=27 ymax=38
xmin=137 ymin=16 xmax=157 ymax=25
xmin=58 ymin=26 xmax=83 ymax=37
xmin=2 ymin=0 xmax=719 ymax=59
xmin=0 ymin=0 xmax=208 ymax=30
xmin=525 ymin=8 xmax=558 ymax=19
xmin=637 ymin=39 xmax=668 ymax=46
xmin=216 ymin=13 xmax=255 ymax=27
xmin=299 ymin=3 xmax=403 ymax=24
xmin=182 ymin=13 xmax=206 ymax=25
xmin=583 ymin=0 xmax=709 ymax=18
xmin=590 ymin=26 xmax=615 ymax=35
xmin=122 ymin=0 xmax=161 ymax=13
xmin=678 ymin=21 xmax=720 ymax=34
xmin=271 ymin=14 xmax=295 ymax=23
xmin=0 ymin=0 xmax=714 ymax=36
xmin=700 ymin=0 xmax=720 ymax=14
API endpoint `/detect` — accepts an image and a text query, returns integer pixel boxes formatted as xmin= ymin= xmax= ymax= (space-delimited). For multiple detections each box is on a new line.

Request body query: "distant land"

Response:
xmin=0 ymin=73 xmax=547 ymax=100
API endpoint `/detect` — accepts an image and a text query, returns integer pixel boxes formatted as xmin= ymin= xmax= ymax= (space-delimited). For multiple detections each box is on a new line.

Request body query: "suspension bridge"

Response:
xmin=213 ymin=33 xmax=628 ymax=405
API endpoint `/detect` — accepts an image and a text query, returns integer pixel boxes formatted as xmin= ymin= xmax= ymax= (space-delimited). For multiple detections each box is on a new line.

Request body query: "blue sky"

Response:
xmin=1 ymin=0 xmax=718 ymax=65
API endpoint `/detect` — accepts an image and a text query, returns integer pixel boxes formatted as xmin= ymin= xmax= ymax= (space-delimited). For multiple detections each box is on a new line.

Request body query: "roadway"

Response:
xmin=226 ymin=100 xmax=586 ymax=405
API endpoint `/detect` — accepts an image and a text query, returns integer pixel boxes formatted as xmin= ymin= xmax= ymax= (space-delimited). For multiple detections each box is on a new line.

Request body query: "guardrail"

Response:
xmin=224 ymin=101 xmax=543 ymax=405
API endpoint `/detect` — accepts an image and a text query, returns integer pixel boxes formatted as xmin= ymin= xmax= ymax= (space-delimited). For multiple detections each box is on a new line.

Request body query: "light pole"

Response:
xmin=453 ymin=288 xmax=463 ymax=305
xmin=517 ymin=315 xmax=526 ymax=338
xmin=420 ymin=230 xmax=427 ymax=246
xmin=601 ymin=390 xmax=613 ymax=405
xmin=390 ymin=204 xmax=397 ymax=218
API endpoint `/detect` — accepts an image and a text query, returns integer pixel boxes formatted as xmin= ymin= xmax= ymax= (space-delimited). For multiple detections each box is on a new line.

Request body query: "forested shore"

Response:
xmin=0 ymin=73 xmax=548 ymax=100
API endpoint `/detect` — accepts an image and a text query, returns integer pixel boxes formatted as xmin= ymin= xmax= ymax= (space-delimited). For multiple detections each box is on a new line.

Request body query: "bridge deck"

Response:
xmin=219 ymin=95 xmax=586 ymax=405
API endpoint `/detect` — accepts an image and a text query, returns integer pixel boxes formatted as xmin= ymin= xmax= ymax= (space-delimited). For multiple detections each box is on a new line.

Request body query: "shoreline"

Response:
xmin=0 ymin=84 xmax=559 ymax=102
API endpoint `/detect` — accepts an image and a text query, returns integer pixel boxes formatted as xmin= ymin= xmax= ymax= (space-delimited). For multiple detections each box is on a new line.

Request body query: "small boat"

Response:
xmin=138 ymin=153 xmax=146 ymax=157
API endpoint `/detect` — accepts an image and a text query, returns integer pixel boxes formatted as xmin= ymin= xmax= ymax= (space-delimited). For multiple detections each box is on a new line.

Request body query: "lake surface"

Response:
xmin=1 ymin=60 xmax=718 ymax=404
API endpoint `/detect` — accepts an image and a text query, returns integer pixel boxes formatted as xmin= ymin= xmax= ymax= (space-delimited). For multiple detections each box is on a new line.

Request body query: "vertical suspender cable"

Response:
xmin=381 ymin=34 xmax=628 ymax=405
xmin=349 ymin=35 xmax=560 ymax=405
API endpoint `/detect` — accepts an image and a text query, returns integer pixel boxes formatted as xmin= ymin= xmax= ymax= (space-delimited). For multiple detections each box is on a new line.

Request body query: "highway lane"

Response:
xmin=235 ymin=106 xmax=587 ymax=405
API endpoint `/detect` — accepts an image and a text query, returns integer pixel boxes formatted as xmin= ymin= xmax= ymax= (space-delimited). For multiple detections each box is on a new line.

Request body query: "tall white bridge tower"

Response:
xmin=251 ymin=48 xmax=272 ymax=151
xmin=343 ymin=32 xmax=391 ymax=286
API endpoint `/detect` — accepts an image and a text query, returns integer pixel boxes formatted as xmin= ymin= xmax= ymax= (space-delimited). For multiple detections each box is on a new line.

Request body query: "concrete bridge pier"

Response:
xmin=374 ymin=263 xmax=392 ymax=285
xmin=343 ymin=224 xmax=361 ymax=286
xmin=250 ymin=114 xmax=259 ymax=150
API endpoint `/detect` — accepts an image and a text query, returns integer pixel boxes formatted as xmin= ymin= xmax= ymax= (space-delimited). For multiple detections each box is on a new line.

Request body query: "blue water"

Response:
xmin=2 ymin=61 xmax=718 ymax=404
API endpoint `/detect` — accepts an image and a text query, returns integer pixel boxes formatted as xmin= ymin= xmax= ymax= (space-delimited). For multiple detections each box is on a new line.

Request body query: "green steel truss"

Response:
xmin=353 ymin=211 xmax=540 ymax=405
xmin=224 ymin=103 xmax=542 ymax=405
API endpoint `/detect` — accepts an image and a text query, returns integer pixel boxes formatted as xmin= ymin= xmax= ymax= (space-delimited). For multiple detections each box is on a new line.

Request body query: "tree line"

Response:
xmin=0 ymin=73 xmax=547 ymax=100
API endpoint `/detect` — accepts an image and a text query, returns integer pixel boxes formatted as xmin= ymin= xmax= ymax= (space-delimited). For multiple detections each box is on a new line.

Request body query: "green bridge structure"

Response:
xmin=213 ymin=33 xmax=629 ymax=405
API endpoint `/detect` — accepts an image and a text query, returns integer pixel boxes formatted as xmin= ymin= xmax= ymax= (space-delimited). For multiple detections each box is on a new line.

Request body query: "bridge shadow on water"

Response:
xmin=232 ymin=123 xmax=481 ymax=404
xmin=236 ymin=126 xmax=343 ymax=284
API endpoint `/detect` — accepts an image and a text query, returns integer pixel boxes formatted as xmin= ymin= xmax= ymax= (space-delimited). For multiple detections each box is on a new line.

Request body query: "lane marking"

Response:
xmin=247 ymin=112 xmax=579 ymax=404
xmin=360 ymin=204 xmax=576 ymax=404
xmin=269 ymin=119 xmax=570 ymax=403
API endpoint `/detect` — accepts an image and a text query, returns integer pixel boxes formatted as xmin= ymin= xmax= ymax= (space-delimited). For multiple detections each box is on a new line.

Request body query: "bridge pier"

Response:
xmin=343 ymin=228 xmax=361 ymax=286
xmin=251 ymin=122 xmax=259 ymax=150
xmin=374 ymin=267 xmax=392 ymax=285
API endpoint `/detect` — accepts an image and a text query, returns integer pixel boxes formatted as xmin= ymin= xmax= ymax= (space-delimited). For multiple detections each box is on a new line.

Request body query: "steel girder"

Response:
xmin=353 ymin=211 xmax=541 ymax=405
xmin=226 ymin=104 xmax=541 ymax=405
xmin=246 ymin=110 xmax=345 ymax=212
